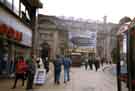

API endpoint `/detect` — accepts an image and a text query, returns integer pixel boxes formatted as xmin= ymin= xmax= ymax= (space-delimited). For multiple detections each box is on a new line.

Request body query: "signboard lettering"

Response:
xmin=0 ymin=24 xmax=22 ymax=41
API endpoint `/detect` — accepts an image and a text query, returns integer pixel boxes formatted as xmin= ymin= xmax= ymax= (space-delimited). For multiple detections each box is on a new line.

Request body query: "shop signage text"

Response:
xmin=0 ymin=24 xmax=22 ymax=41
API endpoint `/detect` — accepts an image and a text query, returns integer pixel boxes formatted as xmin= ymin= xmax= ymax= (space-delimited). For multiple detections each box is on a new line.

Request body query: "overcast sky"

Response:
xmin=39 ymin=0 xmax=135 ymax=23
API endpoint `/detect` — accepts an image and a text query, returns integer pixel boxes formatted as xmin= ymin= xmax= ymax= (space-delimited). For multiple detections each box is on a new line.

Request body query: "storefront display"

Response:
xmin=117 ymin=18 xmax=135 ymax=91
xmin=117 ymin=22 xmax=129 ymax=91
xmin=0 ymin=6 xmax=32 ymax=77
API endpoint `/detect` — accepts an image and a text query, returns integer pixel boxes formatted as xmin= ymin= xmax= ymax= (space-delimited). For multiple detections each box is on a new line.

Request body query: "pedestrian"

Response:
xmin=41 ymin=47 xmax=50 ymax=74
xmin=94 ymin=57 xmax=100 ymax=71
xmin=101 ymin=57 xmax=104 ymax=67
xmin=53 ymin=55 xmax=62 ymax=84
xmin=84 ymin=57 xmax=88 ymax=70
xmin=88 ymin=56 xmax=93 ymax=70
xmin=63 ymin=55 xmax=72 ymax=83
xmin=12 ymin=56 xmax=28 ymax=89
xmin=26 ymin=53 xmax=36 ymax=90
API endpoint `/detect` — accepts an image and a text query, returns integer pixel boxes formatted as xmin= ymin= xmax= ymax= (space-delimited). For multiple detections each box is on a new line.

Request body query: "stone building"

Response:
xmin=96 ymin=23 xmax=118 ymax=61
xmin=37 ymin=14 xmax=68 ymax=59
xmin=56 ymin=17 xmax=97 ymax=54
xmin=56 ymin=17 xmax=118 ymax=61
xmin=37 ymin=14 xmax=118 ymax=62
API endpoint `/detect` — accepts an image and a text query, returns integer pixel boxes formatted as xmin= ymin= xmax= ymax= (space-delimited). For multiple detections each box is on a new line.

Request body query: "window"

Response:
xmin=20 ymin=3 xmax=25 ymax=18
xmin=25 ymin=10 xmax=30 ymax=21
xmin=13 ymin=0 xmax=20 ymax=15
xmin=6 ymin=0 xmax=13 ymax=10
xmin=6 ymin=0 xmax=12 ymax=4
xmin=20 ymin=3 xmax=31 ymax=24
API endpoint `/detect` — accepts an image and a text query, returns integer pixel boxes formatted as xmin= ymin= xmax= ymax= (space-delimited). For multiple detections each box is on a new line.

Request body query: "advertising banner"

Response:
xmin=68 ymin=31 xmax=97 ymax=48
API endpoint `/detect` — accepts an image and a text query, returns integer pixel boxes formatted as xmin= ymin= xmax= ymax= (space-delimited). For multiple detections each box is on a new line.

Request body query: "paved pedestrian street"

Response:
xmin=0 ymin=66 xmax=117 ymax=91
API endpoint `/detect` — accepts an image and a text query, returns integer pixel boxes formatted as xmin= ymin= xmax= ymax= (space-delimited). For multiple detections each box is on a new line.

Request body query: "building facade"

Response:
xmin=38 ymin=14 xmax=118 ymax=62
xmin=96 ymin=21 xmax=118 ymax=62
xmin=0 ymin=0 xmax=42 ymax=77
xmin=37 ymin=14 xmax=68 ymax=60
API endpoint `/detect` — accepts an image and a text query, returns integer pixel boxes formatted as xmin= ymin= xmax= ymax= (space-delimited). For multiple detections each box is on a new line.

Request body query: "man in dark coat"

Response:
xmin=26 ymin=54 xmax=36 ymax=90
xmin=88 ymin=56 xmax=93 ymax=70
xmin=41 ymin=48 xmax=49 ymax=74
xmin=94 ymin=57 xmax=100 ymax=71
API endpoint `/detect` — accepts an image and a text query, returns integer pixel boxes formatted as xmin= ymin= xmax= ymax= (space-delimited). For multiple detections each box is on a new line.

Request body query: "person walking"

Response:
xmin=53 ymin=55 xmax=62 ymax=84
xmin=88 ymin=56 xmax=93 ymax=70
xmin=12 ymin=56 xmax=28 ymax=89
xmin=84 ymin=57 xmax=88 ymax=70
xmin=26 ymin=53 xmax=36 ymax=90
xmin=94 ymin=57 xmax=100 ymax=71
xmin=101 ymin=57 xmax=104 ymax=67
xmin=63 ymin=55 xmax=72 ymax=83
xmin=41 ymin=47 xmax=49 ymax=74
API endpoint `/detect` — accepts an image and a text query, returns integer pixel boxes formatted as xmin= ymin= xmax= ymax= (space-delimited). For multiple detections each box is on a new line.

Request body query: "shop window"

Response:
xmin=5 ymin=0 xmax=13 ymax=10
xmin=20 ymin=3 xmax=31 ymax=25
xmin=6 ymin=0 xmax=12 ymax=3
xmin=13 ymin=0 xmax=20 ymax=16
xmin=25 ymin=10 xmax=30 ymax=22
xmin=20 ymin=3 xmax=25 ymax=18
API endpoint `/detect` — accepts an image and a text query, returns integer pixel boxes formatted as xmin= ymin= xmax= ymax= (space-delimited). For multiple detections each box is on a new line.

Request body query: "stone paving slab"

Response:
xmin=0 ymin=65 xmax=117 ymax=91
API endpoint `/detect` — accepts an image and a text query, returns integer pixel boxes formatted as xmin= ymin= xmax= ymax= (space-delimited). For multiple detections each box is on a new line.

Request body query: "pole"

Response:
xmin=116 ymin=35 xmax=121 ymax=91
xmin=31 ymin=7 xmax=37 ymax=60
xmin=103 ymin=16 xmax=106 ymax=60
xmin=127 ymin=29 xmax=132 ymax=91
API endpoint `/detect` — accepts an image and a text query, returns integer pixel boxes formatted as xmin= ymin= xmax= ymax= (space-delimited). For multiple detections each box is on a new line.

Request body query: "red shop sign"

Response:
xmin=14 ymin=31 xmax=22 ymax=41
xmin=0 ymin=24 xmax=8 ymax=34
xmin=0 ymin=24 xmax=22 ymax=41
xmin=7 ymin=27 xmax=15 ymax=38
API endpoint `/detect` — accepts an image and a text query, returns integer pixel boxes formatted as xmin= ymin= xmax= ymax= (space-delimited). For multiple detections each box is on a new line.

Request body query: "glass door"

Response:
xmin=117 ymin=33 xmax=128 ymax=91
xmin=120 ymin=34 xmax=128 ymax=91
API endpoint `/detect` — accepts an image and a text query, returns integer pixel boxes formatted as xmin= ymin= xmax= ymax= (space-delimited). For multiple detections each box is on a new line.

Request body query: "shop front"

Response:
xmin=117 ymin=24 xmax=128 ymax=91
xmin=117 ymin=19 xmax=135 ymax=91
xmin=0 ymin=6 xmax=32 ymax=78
